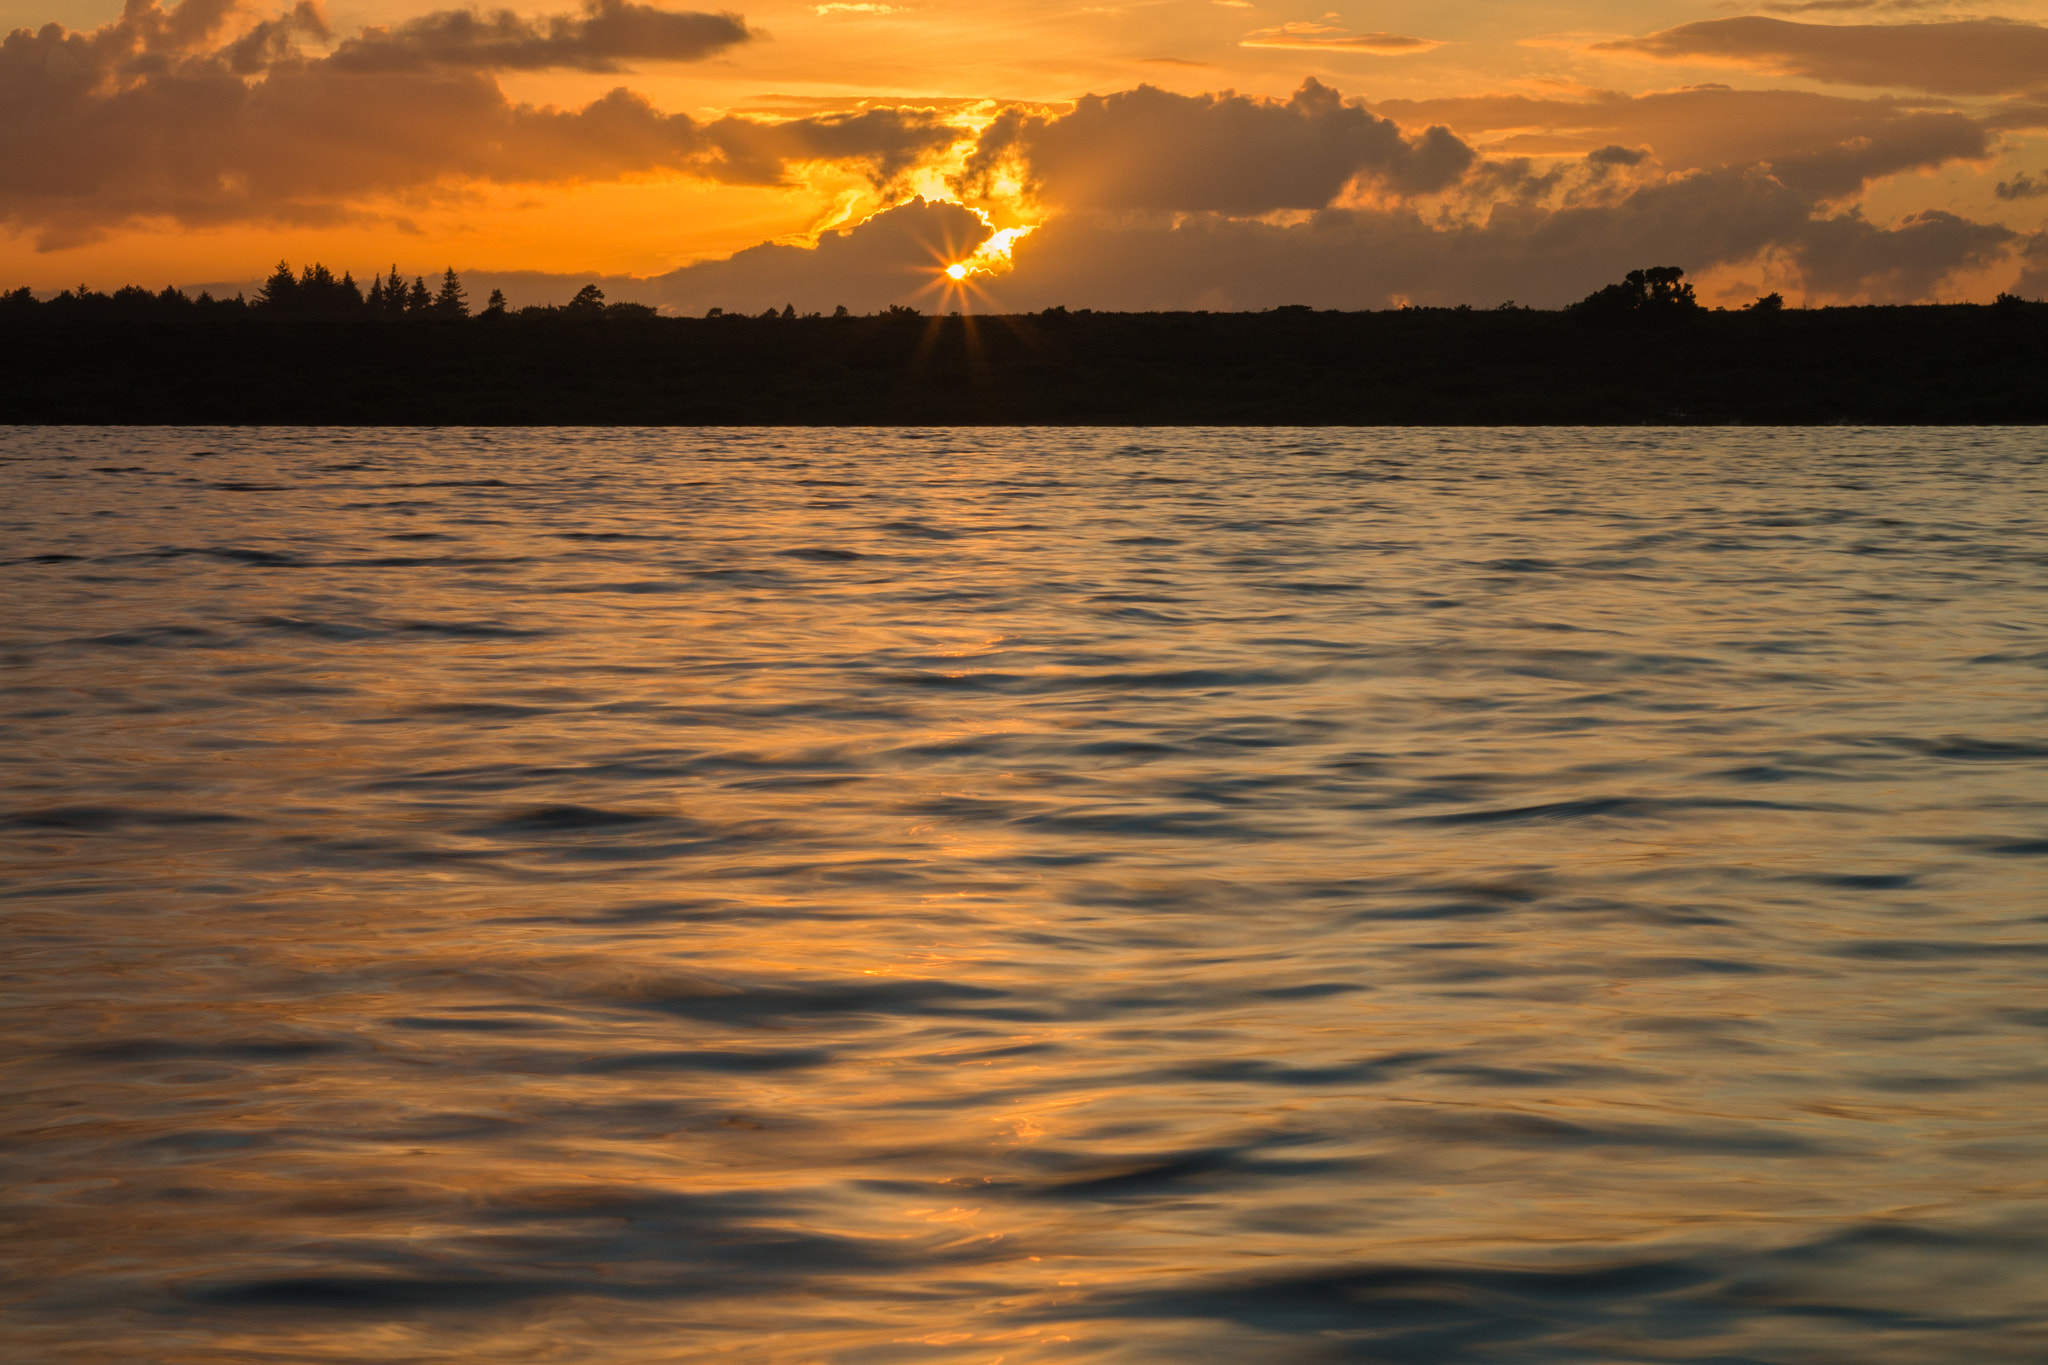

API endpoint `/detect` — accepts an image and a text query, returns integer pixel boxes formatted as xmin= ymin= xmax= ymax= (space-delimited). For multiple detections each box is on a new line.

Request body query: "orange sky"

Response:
xmin=3 ymin=0 xmax=2045 ymax=306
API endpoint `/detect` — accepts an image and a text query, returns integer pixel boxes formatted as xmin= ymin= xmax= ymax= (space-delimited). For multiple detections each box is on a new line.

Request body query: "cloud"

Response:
xmin=1996 ymin=170 xmax=2046 ymax=200
xmin=2015 ymin=231 xmax=2048 ymax=296
xmin=958 ymin=168 xmax=2014 ymax=311
xmin=1586 ymin=144 xmax=1648 ymax=167
xmin=1594 ymin=18 xmax=2048 ymax=97
xmin=590 ymin=68 xmax=2024 ymax=314
xmin=1790 ymin=206 xmax=2012 ymax=297
xmin=1237 ymin=24 xmax=1442 ymax=55
xmin=960 ymin=79 xmax=1474 ymax=214
xmin=545 ymin=162 xmax=2016 ymax=315
xmin=1761 ymin=0 xmax=1943 ymax=13
xmin=0 ymin=0 xmax=961 ymax=246
xmin=325 ymin=0 xmax=751 ymax=73
xmin=1370 ymin=87 xmax=2012 ymax=196
xmin=636 ymin=195 xmax=990 ymax=312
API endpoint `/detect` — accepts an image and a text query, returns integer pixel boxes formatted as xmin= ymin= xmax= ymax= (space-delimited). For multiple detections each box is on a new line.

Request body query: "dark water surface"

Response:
xmin=4 ymin=426 xmax=2046 ymax=1365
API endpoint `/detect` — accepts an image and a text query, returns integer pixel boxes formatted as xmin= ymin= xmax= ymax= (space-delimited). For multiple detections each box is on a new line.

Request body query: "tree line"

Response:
xmin=3 ymin=262 xmax=2039 ymax=324
xmin=0 ymin=262 xmax=647 ymax=322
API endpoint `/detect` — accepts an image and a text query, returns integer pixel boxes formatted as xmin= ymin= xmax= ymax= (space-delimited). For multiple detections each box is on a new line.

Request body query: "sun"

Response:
xmin=944 ymin=263 xmax=970 ymax=281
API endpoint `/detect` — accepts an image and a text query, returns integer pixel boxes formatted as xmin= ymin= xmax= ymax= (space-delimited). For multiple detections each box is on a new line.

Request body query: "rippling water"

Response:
xmin=4 ymin=426 xmax=2046 ymax=1364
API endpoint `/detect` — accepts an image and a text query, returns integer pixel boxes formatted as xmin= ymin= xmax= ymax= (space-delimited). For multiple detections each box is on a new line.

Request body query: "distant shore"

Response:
xmin=4 ymin=303 xmax=2043 ymax=425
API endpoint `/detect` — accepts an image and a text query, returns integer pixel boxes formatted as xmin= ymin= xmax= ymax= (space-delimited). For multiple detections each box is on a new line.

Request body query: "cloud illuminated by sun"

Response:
xmin=955 ymin=224 xmax=1032 ymax=276
xmin=930 ymin=212 xmax=1035 ymax=309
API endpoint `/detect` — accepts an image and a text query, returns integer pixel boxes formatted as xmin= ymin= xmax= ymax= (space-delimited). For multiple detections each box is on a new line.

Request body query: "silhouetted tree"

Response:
xmin=1572 ymin=266 xmax=1700 ymax=317
xmin=567 ymin=284 xmax=606 ymax=314
xmin=405 ymin=276 xmax=432 ymax=314
xmin=482 ymin=287 xmax=507 ymax=318
xmin=433 ymin=267 xmax=468 ymax=318
xmin=372 ymin=266 xmax=409 ymax=318
xmin=780 ymin=303 xmax=795 ymax=319
xmin=833 ymin=304 xmax=848 ymax=317
xmin=258 ymin=260 xmax=298 ymax=310
xmin=270 ymin=263 xmax=364 ymax=316
xmin=1750 ymin=291 xmax=1785 ymax=312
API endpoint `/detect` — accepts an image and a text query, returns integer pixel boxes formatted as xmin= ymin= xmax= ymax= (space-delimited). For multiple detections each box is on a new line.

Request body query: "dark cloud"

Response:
xmin=1586 ymin=144 xmax=1649 ymax=167
xmin=960 ymin=79 xmax=1474 ymax=214
xmin=2015 ymin=232 xmax=2048 ymax=297
xmin=1789 ymin=207 xmax=2013 ymax=298
xmin=1996 ymin=171 xmax=2046 ymax=200
xmin=1761 ymin=0 xmax=1944 ymax=13
xmin=961 ymin=169 xmax=2012 ymax=310
xmin=1371 ymin=87 xmax=2017 ymax=190
xmin=1595 ymin=18 xmax=2048 ymax=97
xmin=636 ymin=196 xmax=991 ymax=313
xmin=538 ymin=167 xmax=2018 ymax=315
xmin=551 ymin=74 xmax=2025 ymax=314
xmin=325 ymin=0 xmax=750 ymax=74
xmin=0 ymin=0 xmax=958 ymax=246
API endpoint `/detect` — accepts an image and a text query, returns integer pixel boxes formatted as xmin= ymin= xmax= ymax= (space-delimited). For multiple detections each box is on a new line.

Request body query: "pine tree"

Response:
xmin=482 ymin=288 xmax=508 ymax=317
xmin=433 ymin=267 xmax=468 ymax=319
xmin=384 ymin=265 xmax=408 ymax=317
xmin=405 ymin=276 xmax=431 ymax=314
xmin=296 ymin=263 xmax=352 ymax=316
xmin=258 ymin=260 xmax=297 ymax=310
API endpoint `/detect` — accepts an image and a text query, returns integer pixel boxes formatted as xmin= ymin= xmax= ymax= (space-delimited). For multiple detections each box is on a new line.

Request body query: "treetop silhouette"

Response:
xmin=1572 ymin=266 xmax=1701 ymax=318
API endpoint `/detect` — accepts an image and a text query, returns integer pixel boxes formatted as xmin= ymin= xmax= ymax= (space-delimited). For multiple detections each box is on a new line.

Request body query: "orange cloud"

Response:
xmin=1594 ymin=17 xmax=2048 ymax=97
xmin=0 ymin=0 xmax=962 ymax=247
xmin=1370 ymin=87 xmax=2019 ymax=198
xmin=960 ymin=79 xmax=1472 ymax=214
xmin=1238 ymin=23 xmax=1441 ymax=55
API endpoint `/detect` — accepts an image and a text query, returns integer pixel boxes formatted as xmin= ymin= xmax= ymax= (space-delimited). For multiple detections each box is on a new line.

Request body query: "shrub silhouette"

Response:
xmin=1573 ymin=266 xmax=1700 ymax=317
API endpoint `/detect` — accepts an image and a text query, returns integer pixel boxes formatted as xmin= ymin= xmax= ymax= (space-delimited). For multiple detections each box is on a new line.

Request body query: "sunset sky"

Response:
xmin=4 ymin=0 xmax=2046 ymax=308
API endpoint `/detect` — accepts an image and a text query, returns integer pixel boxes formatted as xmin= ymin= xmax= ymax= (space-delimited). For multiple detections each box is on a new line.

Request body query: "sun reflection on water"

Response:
xmin=3 ymin=426 xmax=2046 ymax=1363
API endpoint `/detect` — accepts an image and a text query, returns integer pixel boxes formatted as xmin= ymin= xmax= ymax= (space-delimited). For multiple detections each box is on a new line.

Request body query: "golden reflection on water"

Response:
xmin=3 ymin=427 xmax=2046 ymax=1364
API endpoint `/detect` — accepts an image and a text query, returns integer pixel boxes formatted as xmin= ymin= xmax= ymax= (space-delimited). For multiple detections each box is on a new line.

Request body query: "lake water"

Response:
xmin=4 ymin=426 xmax=2046 ymax=1365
